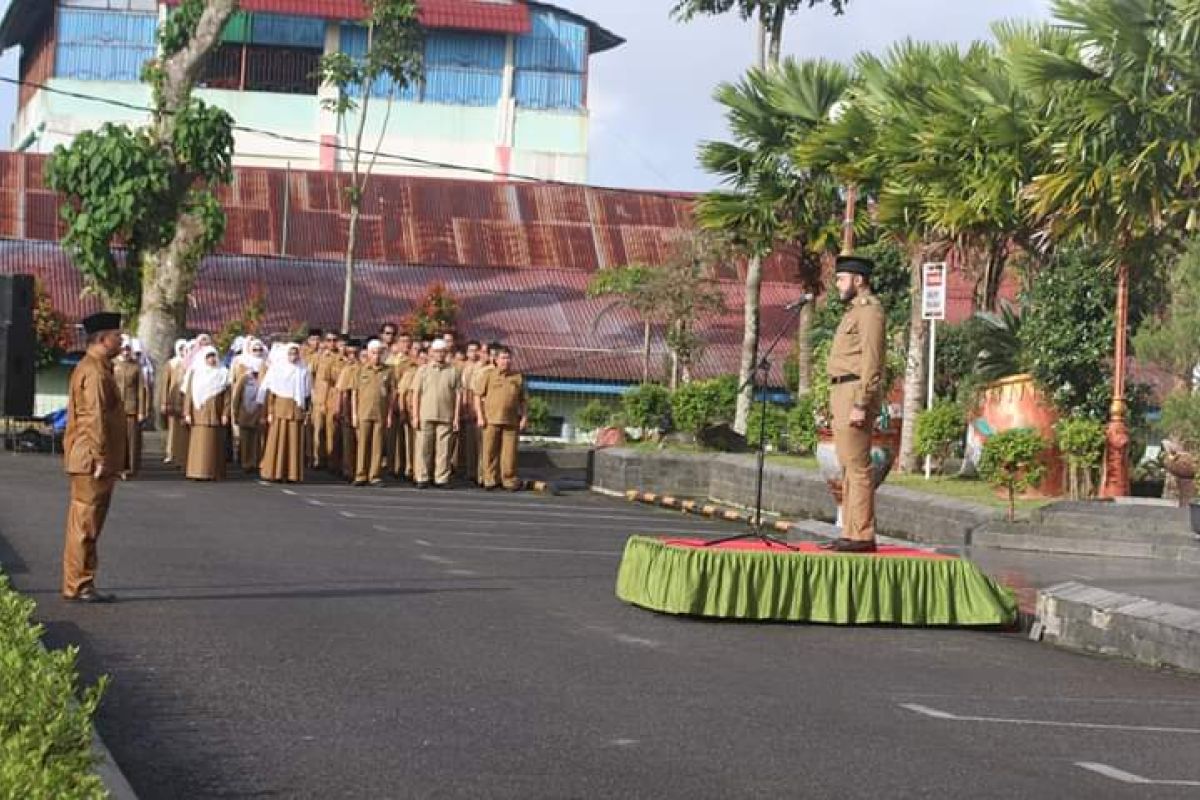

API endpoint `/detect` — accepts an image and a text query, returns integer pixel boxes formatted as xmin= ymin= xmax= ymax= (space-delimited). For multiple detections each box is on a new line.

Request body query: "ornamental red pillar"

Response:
xmin=1101 ymin=261 xmax=1131 ymax=498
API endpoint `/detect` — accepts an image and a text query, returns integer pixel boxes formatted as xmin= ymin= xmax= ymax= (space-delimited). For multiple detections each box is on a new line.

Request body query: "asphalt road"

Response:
xmin=1 ymin=452 xmax=1198 ymax=799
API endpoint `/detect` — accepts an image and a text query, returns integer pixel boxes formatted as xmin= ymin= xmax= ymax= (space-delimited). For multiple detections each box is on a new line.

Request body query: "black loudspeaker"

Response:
xmin=0 ymin=274 xmax=36 ymax=418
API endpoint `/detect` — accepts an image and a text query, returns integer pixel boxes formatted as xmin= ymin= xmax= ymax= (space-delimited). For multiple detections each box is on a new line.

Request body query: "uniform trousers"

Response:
xmin=831 ymin=382 xmax=878 ymax=542
xmin=122 ymin=415 xmax=142 ymax=476
xmin=389 ymin=421 xmax=409 ymax=479
xmin=62 ymin=475 xmax=115 ymax=597
xmin=341 ymin=421 xmax=358 ymax=479
xmin=481 ymin=424 xmax=520 ymax=490
xmin=238 ymin=425 xmax=263 ymax=471
xmin=166 ymin=414 xmax=189 ymax=465
xmin=323 ymin=407 xmax=341 ymax=473
xmin=458 ymin=419 xmax=478 ymax=481
xmin=416 ymin=421 xmax=455 ymax=485
xmin=311 ymin=406 xmax=329 ymax=466
xmin=356 ymin=420 xmax=386 ymax=482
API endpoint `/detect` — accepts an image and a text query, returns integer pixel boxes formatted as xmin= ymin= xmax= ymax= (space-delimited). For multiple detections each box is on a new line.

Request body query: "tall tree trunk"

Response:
xmin=735 ymin=254 xmax=763 ymax=435
xmin=642 ymin=321 xmax=651 ymax=384
xmin=796 ymin=300 xmax=813 ymax=396
xmin=898 ymin=245 xmax=928 ymax=473
xmin=137 ymin=0 xmax=236 ymax=388
xmin=979 ymin=237 xmax=1007 ymax=311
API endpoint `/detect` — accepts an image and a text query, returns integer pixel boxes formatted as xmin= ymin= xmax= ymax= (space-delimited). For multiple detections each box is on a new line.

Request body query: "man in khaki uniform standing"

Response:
xmin=335 ymin=339 xmax=363 ymax=480
xmin=471 ymin=343 xmax=500 ymax=485
xmin=62 ymin=312 xmax=126 ymax=603
xmin=386 ymin=334 xmax=415 ymax=480
xmin=353 ymin=340 xmax=394 ymax=486
xmin=113 ymin=336 xmax=148 ymax=479
xmin=822 ymin=255 xmax=886 ymax=553
xmin=476 ymin=346 xmax=528 ymax=491
xmin=412 ymin=339 xmax=461 ymax=488
xmin=310 ymin=332 xmax=339 ymax=469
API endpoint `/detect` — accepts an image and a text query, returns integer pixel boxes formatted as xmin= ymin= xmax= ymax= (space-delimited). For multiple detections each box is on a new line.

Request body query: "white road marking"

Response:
xmin=613 ymin=633 xmax=661 ymax=648
xmin=609 ymin=739 xmax=640 ymax=747
xmin=1075 ymin=762 xmax=1200 ymax=786
xmin=281 ymin=488 xmax=296 ymax=496
xmin=895 ymin=692 xmax=1200 ymax=708
xmin=418 ymin=554 xmax=455 ymax=566
xmin=314 ymin=503 xmax=675 ymax=524
xmin=900 ymin=704 xmax=1200 ymax=735
xmin=307 ymin=499 xmax=324 ymax=506
xmin=445 ymin=569 xmax=478 ymax=577
xmin=347 ymin=512 xmax=717 ymax=534
xmin=340 ymin=511 xmax=356 ymax=519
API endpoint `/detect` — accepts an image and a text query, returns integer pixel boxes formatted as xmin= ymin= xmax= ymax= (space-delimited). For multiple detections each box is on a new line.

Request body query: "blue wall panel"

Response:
xmin=341 ymin=27 xmax=504 ymax=106
xmin=55 ymin=9 xmax=157 ymax=82
xmin=515 ymin=9 xmax=586 ymax=73
xmin=251 ymin=13 xmax=325 ymax=48
xmin=514 ymin=70 xmax=583 ymax=111
xmin=338 ymin=24 xmax=421 ymax=101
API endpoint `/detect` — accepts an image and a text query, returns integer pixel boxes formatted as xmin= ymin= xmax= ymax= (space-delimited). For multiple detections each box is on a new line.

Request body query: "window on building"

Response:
xmin=513 ymin=11 xmax=587 ymax=111
xmin=198 ymin=12 xmax=323 ymax=95
xmin=338 ymin=27 xmax=505 ymax=106
xmin=54 ymin=7 xmax=157 ymax=82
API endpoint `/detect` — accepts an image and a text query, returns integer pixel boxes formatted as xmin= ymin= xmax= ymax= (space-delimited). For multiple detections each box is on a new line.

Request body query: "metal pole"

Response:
xmin=924 ymin=317 xmax=936 ymax=480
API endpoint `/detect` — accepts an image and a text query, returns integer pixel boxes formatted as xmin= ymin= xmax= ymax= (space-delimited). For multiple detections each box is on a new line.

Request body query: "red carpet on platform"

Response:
xmin=661 ymin=538 xmax=954 ymax=559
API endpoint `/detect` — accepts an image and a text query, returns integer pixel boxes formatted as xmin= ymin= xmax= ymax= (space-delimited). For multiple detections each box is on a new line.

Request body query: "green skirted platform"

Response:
xmin=615 ymin=536 xmax=1017 ymax=626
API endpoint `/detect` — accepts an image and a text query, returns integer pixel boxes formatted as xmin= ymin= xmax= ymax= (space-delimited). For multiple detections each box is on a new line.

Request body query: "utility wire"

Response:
xmin=0 ymin=75 xmax=702 ymax=204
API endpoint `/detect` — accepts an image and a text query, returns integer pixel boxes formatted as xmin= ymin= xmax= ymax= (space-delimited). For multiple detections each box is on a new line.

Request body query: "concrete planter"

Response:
xmin=968 ymin=374 xmax=1064 ymax=498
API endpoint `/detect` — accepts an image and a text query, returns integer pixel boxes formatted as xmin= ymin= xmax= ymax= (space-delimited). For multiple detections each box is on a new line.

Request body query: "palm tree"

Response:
xmin=1013 ymin=0 xmax=1199 ymax=495
xmin=696 ymin=62 xmax=846 ymax=432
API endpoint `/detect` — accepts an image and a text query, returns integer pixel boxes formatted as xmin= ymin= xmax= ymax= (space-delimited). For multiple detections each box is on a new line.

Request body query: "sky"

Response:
xmin=0 ymin=0 xmax=1052 ymax=192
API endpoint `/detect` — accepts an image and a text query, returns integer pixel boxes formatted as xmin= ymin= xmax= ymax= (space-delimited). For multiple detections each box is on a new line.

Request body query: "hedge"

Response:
xmin=0 ymin=572 xmax=108 ymax=800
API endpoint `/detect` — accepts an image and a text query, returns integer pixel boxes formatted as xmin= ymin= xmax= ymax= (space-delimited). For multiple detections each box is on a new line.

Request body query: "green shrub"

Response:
xmin=746 ymin=403 xmax=789 ymax=450
xmin=914 ymin=401 xmax=965 ymax=472
xmin=621 ymin=383 xmax=672 ymax=434
xmin=1160 ymin=390 xmax=1200 ymax=452
xmin=0 ymin=573 xmax=107 ymax=799
xmin=1054 ymin=416 xmax=1106 ymax=499
xmin=576 ymin=399 xmax=616 ymax=432
xmin=978 ymin=428 xmax=1048 ymax=521
xmin=525 ymin=396 xmax=553 ymax=436
xmin=671 ymin=376 xmax=738 ymax=437
xmin=786 ymin=395 xmax=819 ymax=455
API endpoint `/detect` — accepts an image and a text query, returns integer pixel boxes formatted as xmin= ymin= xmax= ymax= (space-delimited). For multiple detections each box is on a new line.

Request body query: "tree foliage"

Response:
xmin=403 ymin=282 xmax=458 ymax=340
xmin=914 ymin=400 xmax=964 ymax=471
xmin=32 ymin=279 xmax=71 ymax=371
xmin=1134 ymin=238 xmax=1200 ymax=385
xmin=978 ymin=428 xmax=1048 ymax=521
xmin=1054 ymin=415 xmax=1106 ymax=499
xmin=671 ymin=376 xmax=739 ymax=437
xmin=621 ymin=383 xmax=673 ymax=435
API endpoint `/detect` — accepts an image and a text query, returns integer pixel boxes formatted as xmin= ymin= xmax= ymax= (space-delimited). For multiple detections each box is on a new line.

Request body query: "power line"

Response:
xmin=0 ymin=75 xmax=700 ymax=204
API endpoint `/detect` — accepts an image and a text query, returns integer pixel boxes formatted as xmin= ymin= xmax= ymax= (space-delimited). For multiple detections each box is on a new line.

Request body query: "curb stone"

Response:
xmin=1036 ymin=581 xmax=1200 ymax=674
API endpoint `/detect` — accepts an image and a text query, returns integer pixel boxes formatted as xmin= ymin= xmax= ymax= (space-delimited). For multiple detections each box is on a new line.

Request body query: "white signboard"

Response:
xmin=922 ymin=262 xmax=947 ymax=321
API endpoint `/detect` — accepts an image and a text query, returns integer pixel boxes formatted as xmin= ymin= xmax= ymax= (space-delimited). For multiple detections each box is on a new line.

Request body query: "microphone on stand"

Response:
xmin=784 ymin=293 xmax=815 ymax=311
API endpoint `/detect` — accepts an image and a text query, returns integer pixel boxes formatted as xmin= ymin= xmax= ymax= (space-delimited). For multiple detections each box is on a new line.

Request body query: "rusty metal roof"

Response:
xmin=4 ymin=152 xmax=806 ymax=283
xmin=0 ymin=240 xmax=804 ymax=385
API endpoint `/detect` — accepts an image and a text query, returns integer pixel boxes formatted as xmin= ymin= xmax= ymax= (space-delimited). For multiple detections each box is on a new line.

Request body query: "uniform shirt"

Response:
xmin=826 ymin=294 xmax=886 ymax=408
xmin=163 ymin=360 xmax=187 ymax=416
xmin=477 ymin=369 xmax=526 ymax=427
xmin=64 ymin=350 xmax=127 ymax=477
xmin=335 ymin=360 xmax=360 ymax=419
xmin=187 ymin=386 xmax=230 ymax=426
xmin=354 ymin=363 xmax=394 ymax=422
xmin=312 ymin=352 xmax=339 ymax=411
xmin=113 ymin=357 xmax=148 ymax=418
xmin=471 ymin=364 xmax=495 ymax=396
xmin=416 ymin=362 xmax=461 ymax=423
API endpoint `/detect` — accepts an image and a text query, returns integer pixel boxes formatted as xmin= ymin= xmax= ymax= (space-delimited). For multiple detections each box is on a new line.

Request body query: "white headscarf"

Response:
xmin=234 ymin=337 xmax=266 ymax=376
xmin=185 ymin=334 xmax=213 ymax=372
xmin=169 ymin=338 xmax=187 ymax=367
xmin=257 ymin=343 xmax=310 ymax=405
xmin=188 ymin=346 xmax=231 ymax=410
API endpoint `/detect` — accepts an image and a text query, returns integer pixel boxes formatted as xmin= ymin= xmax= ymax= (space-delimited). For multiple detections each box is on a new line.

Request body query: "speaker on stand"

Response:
xmin=0 ymin=274 xmax=37 ymax=430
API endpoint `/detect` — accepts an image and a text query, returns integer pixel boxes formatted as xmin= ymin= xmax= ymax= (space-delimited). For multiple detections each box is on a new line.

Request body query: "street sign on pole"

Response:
xmin=922 ymin=262 xmax=947 ymax=321
xmin=921 ymin=263 xmax=946 ymax=479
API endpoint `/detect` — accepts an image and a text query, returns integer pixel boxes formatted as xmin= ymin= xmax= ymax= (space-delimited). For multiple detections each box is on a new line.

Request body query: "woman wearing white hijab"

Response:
xmin=232 ymin=357 xmax=265 ymax=473
xmin=259 ymin=342 xmax=311 ymax=483
xmin=231 ymin=337 xmax=266 ymax=385
xmin=183 ymin=346 xmax=232 ymax=481
xmin=161 ymin=338 xmax=190 ymax=466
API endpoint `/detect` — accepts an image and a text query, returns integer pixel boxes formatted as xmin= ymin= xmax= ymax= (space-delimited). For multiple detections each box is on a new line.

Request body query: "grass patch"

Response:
xmin=0 ymin=572 xmax=108 ymax=800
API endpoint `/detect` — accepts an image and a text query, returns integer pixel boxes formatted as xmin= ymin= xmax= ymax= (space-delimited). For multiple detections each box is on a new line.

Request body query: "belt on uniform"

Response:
xmin=830 ymin=374 xmax=860 ymax=385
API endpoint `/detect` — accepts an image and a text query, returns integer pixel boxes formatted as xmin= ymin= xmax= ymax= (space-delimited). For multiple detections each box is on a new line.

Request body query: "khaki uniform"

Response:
xmin=311 ymin=351 xmax=338 ymax=467
xmin=162 ymin=359 xmax=189 ymax=465
xmin=232 ymin=373 xmax=264 ymax=472
xmin=827 ymin=294 xmax=886 ymax=542
xmin=414 ymin=362 xmax=460 ymax=486
xmin=113 ymin=357 xmax=148 ymax=477
xmin=396 ymin=366 xmax=419 ymax=480
xmin=353 ymin=363 xmax=394 ymax=483
xmin=388 ymin=357 xmax=416 ymax=479
xmin=261 ymin=393 xmax=306 ymax=483
xmin=471 ymin=364 xmax=495 ymax=484
xmin=62 ymin=350 xmax=126 ymax=598
xmin=336 ymin=360 xmax=360 ymax=480
xmin=185 ymin=384 xmax=231 ymax=481
xmin=477 ymin=369 xmax=527 ymax=490
xmin=458 ymin=361 xmax=482 ymax=482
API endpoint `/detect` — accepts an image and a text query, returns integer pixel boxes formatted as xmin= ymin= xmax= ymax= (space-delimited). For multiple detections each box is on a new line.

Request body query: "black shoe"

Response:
xmin=65 ymin=588 xmax=115 ymax=604
xmin=433 ymin=482 xmax=452 ymax=490
xmin=353 ymin=480 xmax=367 ymax=487
xmin=416 ymin=482 xmax=430 ymax=489
xmin=830 ymin=539 xmax=878 ymax=553
xmin=819 ymin=539 xmax=852 ymax=551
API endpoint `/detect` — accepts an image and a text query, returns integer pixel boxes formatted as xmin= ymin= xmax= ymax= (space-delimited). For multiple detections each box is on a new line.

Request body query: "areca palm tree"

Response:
xmin=1013 ymin=0 xmax=1200 ymax=495
xmin=696 ymin=60 xmax=848 ymax=432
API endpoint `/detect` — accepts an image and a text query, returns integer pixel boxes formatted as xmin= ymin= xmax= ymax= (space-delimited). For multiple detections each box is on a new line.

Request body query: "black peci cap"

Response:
xmin=81 ymin=312 xmax=122 ymax=335
xmin=835 ymin=255 xmax=875 ymax=278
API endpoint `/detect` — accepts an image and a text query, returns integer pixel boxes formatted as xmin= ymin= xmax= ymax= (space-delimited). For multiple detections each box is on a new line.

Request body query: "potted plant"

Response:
xmin=978 ymin=428 xmax=1048 ymax=522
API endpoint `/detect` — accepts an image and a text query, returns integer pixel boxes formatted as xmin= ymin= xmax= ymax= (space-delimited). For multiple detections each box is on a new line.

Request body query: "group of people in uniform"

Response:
xmin=116 ymin=324 xmax=529 ymax=493
xmin=59 ymin=255 xmax=883 ymax=603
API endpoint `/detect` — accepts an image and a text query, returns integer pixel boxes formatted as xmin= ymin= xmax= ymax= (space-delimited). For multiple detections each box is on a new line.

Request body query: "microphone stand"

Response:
xmin=705 ymin=296 xmax=810 ymax=551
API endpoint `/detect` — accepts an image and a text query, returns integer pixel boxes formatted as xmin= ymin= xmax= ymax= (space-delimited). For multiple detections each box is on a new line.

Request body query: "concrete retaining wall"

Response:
xmin=592 ymin=448 xmax=998 ymax=546
xmin=1037 ymin=582 xmax=1200 ymax=674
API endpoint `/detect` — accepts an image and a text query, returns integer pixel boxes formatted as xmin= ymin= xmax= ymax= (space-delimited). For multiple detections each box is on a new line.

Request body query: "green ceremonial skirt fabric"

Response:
xmin=615 ymin=536 xmax=1018 ymax=626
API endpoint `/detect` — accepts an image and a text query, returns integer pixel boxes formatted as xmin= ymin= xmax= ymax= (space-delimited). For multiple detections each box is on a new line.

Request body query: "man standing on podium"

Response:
xmin=822 ymin=255 xmax=886 ymax=553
